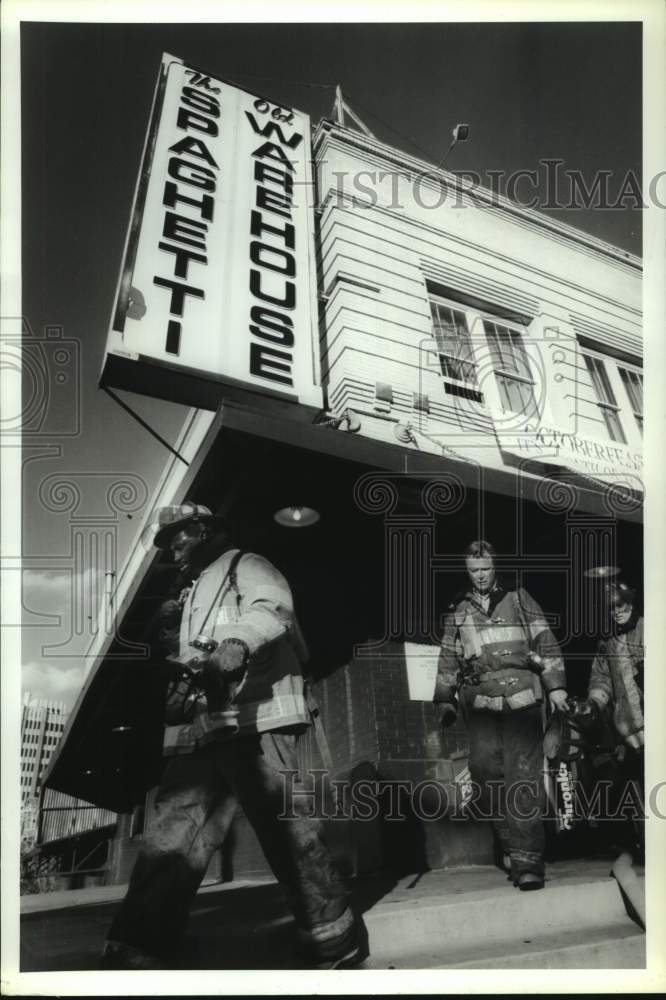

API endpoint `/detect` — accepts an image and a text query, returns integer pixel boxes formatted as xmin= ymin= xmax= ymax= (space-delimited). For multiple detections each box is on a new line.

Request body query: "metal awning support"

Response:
xmin=102 ymin=386 xmax=190 ymax=466
xmin=332 ymin=85 xmax=377 ymax=139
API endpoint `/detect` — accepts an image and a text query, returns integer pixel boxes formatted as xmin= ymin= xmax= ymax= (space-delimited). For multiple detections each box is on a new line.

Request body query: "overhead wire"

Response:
xmin=217 ymin=74 xmax=442 ymax=168
xmin=220 ymin=73 xmax=337 ymax=91
xmin=196 ymin=73 xmax=443 ymax=170
xmin=342 ymin=91 xmax=439 ymax=165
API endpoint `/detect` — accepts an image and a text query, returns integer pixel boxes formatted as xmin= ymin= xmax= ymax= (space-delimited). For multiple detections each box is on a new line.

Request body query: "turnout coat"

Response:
xmin=435 ymin=584 xmax=566 ymax=714
xmin=164 ymin=548 xmax=310 ymax=755
xmin=588 ymin=616 xmax=644 ymax=750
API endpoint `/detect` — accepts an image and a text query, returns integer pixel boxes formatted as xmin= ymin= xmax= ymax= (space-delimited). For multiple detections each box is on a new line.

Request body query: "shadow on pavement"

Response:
xmin=21 ymin=872 xmax=409 ymax=971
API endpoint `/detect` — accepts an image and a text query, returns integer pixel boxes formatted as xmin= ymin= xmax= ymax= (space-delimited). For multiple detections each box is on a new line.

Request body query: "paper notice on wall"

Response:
xmin=454 ymin=765 xmax=473 ymax=811
xmin=403 ymin=642 xmax=439 ymax=701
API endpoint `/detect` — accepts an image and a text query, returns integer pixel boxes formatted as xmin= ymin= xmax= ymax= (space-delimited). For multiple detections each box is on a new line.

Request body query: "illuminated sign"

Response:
xmin=101 ymin=53 xmax=322 ymax=409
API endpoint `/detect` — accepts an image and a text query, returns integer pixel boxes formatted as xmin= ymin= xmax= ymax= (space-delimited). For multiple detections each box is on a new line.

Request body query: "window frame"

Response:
xmin=581 ymin=349 xmax=629 ymax=445
xmin=428 ymin=295 xmax=480 ymax=390
xmin=482 ymin=317 xmax=539 ymax=419
xmin=427 ymin=292 xmax=542 ymax=422
xmin=617 ymin=363 xmax=643 ymax=436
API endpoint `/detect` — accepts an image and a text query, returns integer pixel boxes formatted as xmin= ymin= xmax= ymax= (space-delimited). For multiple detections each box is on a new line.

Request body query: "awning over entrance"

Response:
xmin=212 ymin=396 xmax=642 ymax=524
xmin=44 ymin=395 xmax=642 ymax=813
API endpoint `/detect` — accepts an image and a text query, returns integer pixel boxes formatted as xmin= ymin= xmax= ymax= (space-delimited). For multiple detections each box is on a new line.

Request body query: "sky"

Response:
xmin=16 ymin=16 xmax=643 ymax=709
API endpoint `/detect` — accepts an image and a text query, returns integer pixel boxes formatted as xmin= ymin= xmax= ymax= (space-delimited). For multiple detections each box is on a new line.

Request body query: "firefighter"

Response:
xmin=569 ymin=568 xmax=644 ymax=856
xmin=576 ymin=570 xmax=644 ymax=753
xmin=102 ymin=503 xmax=367 ymax=969
xmin=434 ymin=540 xmax=569 ymax=890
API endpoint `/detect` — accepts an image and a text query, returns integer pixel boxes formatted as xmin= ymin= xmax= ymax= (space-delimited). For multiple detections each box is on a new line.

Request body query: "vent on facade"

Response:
xmin=444 ymin=382 xmax=484 ymax=403
xmin=374 ymin=382 xmax=393 ymax=413
xmin=413 ymin=393 xmax=430 ymax=413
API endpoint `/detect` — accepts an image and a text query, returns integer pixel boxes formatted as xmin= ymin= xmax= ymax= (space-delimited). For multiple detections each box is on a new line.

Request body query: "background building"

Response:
xmin=21 ymin=692 xmax=69 ymax=844
xmin=21 ymin=693 xmax=116 ymax=887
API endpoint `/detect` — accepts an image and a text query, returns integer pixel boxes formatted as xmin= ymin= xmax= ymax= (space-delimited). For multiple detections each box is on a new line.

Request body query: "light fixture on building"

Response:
xmin=583 ymin=565 xmax=620 ymax=579
xmin=393 ymin=421 xmax=471 ymax=464
xmin=452 ymin=123 xmax=470 ymax=143
xmin=274 ymin=506 xmax=321 ymax=528
xmin=111 ymin=724 xmax=132 ymax=733
xmin=314 ymin=408 xmax=361 ymax=433
xmin=393 ymin=422 xmax=418 ymax=445
xmin=340 ymin=409 xmax=362 ymax=432
xmin=436 ymin=122 xmax=471 ymax=169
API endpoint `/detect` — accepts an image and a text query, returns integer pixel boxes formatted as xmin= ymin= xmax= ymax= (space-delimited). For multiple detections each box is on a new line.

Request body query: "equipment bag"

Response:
xmin=543 ymin=709 xmax=586 ymax=835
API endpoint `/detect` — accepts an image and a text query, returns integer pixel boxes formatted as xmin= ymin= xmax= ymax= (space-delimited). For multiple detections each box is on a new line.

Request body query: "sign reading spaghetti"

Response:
xmin=101 ymin=54 xmax=322 ymax=408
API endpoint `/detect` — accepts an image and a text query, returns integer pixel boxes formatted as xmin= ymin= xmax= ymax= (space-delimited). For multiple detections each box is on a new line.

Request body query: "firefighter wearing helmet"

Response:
xmin=102 ymin=503 xmax=367 ymax=969
xmin=568 ymin=566 xmax=644 ymax=858
xmin=433 ymin=540 xmax=569 ymax=891
xmin=573 ymin=567 xmax=644 ymax=753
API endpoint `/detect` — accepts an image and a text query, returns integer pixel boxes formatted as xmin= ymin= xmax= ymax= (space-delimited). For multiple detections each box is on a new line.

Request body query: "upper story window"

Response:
xmin=483 ymin=320 xmax=537 ymax=418
xmin=429 ymin=299 xmax=478 ymax=386
xmin=618 ymin=366 xmax=643 ymax=436
xmin=582 ymin=353 xmax=627 ymax=443
xmin=427 ymin=291 xmax=543 ymax=421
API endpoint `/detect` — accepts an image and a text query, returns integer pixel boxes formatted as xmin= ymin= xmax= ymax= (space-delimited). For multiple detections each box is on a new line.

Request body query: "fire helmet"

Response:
xmin=583 ymin=565 xmax=636 ymax=609
xmin=149 ymin=503 xmax=229 ymax=550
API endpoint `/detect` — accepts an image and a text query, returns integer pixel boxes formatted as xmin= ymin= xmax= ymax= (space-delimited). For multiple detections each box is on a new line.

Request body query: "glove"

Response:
xmin=436 ymin=703 xmax=457 ymax=730
xmin=202 ymin=639 xmax=249 ymax=715
xmin=548 ymin=689 xmax=570 ymax=713
xmin=158 ymin=598 xmax=182 ymax=624
xmin=205 ymin=638 xmax=250 ymax=682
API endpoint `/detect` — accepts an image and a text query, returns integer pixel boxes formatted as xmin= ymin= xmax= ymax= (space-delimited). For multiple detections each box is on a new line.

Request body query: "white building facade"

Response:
xmin=313 ymin=121 xmax=642 ymax=497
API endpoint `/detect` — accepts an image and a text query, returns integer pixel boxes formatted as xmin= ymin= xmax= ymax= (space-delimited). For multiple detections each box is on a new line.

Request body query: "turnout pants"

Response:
xmin=108 ymin=731 xmax=356 ymax=964
xmin=467 ymin=706 xmax=546 ymax=879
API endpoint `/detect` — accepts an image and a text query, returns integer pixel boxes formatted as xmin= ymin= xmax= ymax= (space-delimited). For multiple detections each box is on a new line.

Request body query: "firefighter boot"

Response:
xmin=100 ymin=939 xmax=164 ymax=969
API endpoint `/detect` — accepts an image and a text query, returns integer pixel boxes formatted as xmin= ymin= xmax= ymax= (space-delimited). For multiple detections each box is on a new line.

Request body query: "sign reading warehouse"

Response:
xmin=101 ymin=53 xmax=323 ymax=408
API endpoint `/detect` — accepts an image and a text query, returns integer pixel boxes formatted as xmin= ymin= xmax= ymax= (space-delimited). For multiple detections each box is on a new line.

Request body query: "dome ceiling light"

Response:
xmin=274 ymin=506 xmax=320 ymax=528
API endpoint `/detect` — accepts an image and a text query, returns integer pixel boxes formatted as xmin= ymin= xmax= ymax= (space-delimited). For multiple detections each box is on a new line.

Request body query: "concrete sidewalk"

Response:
xmin=20 ymin=859 xmax=645 ymax=971
xmin=20 ymin=876 xmax=275 ymax=915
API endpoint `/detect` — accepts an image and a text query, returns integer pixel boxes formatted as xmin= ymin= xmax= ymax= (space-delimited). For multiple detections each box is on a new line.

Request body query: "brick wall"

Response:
xmin=315 ymin=644 xmax=493 ymax=873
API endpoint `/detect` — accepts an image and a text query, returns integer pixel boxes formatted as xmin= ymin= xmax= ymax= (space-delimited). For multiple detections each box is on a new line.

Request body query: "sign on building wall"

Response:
xmin=101 ymin=53 xmax=323 ymax=409
xmin=404 ymin=642 xmax=439 ymax=700
xmin=499 ymin=426 xmax=643 ymax=494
